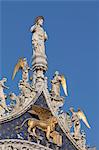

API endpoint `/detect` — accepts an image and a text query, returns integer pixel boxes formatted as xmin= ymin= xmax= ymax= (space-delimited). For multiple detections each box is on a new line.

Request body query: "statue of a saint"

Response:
xmin=30 ymin=16 xmax=48 ymax=56
xmin=0 ymin=78 xmax=9 ymax=113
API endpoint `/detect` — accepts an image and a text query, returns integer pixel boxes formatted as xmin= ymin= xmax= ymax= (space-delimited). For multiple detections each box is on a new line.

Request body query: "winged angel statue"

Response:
xmin=11 ymin=58 xmax=36 ymax=107
xmin=12 ymin=58 xmax=29 ymax=81
xmin=51 ymin=71 xmax=68 ymax=98
xmin=70 ymin=107 xmax=90 ymax=140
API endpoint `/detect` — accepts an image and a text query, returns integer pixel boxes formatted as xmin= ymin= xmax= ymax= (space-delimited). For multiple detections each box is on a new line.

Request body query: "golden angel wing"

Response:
xmin=61 ymin=75 xmax=68 ymax=96
xmin=77 ymin=109 xmax=91 ymax=128
xmin=28 ymin=105 xmax=52 ymax=121
xmin=12 ymin=58 xmax=25 ymax=80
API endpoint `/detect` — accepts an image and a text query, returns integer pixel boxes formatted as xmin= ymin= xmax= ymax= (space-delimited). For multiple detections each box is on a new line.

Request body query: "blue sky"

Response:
xmin=0 ymin=0 xmax=99 ymax=149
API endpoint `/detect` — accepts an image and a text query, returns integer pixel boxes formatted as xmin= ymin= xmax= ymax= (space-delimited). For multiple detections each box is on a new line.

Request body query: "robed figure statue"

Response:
xmin=30 ymin=16 xmax=48 ymax=57
xmin=30 ymin=16 xmax=48 ymax=82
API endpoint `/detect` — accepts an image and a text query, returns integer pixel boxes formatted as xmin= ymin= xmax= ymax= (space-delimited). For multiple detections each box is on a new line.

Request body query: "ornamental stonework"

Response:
xmin=0 ymin=16 xmax=96 ymax=150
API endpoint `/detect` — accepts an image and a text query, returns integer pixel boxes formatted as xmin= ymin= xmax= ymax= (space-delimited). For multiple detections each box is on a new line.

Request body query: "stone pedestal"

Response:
xmin=32 ymin=54 xmax=48 ymax=72
xmin=32 ymin=53 xmax=48 ymax=88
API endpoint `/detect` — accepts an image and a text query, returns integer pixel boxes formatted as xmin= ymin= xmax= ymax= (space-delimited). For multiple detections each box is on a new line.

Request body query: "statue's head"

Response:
xmin=2 ymin=77 xmax=7 ymax=82
xmin=9 ymin=92 xmax=16 ymax=100
xmin=70 ymin=107 xmax=74 ymax=113
xmin=35 ymin=16 xmax=44 ymax=26
xmin=23 ymin=57 xmax=27 ymax=65
xmin=54 ymin=71 xmax=59 ymax=76
xmin=23 ymin=57 xmax=27 ymax=62
xmin=78 ymin=108 xmax=81 ymax=112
